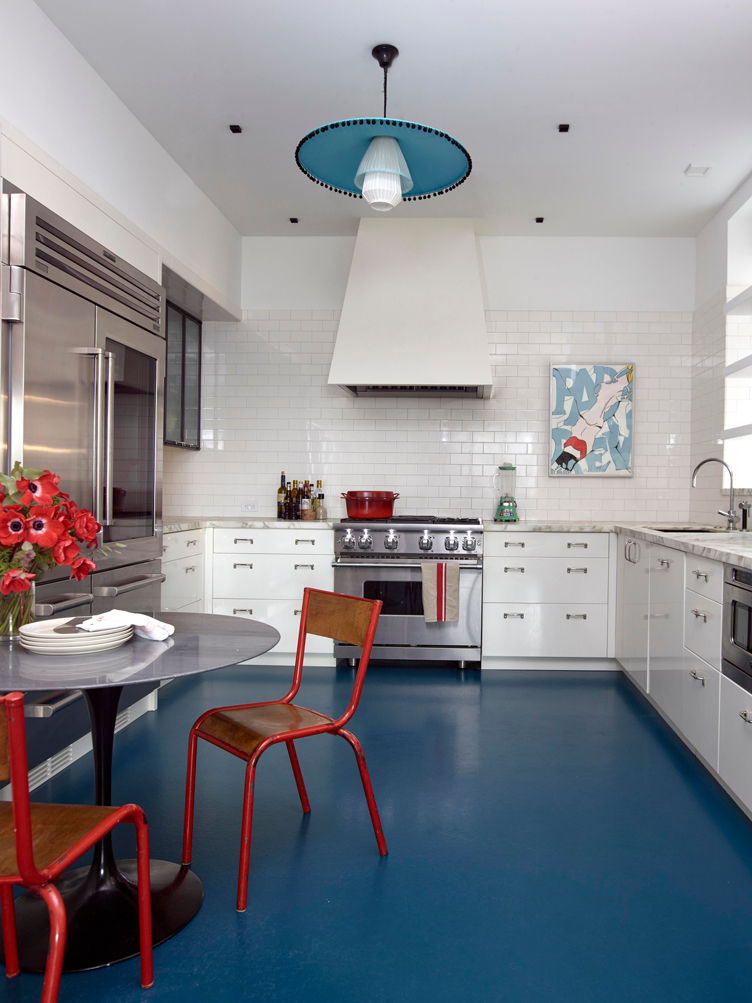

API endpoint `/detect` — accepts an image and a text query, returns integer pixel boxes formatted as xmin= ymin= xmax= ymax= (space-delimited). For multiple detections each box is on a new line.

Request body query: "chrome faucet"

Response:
xmin=691 ymin=457 xmax=739 ymax=530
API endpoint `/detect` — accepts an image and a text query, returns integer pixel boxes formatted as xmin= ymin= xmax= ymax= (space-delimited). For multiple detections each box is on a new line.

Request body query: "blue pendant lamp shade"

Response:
xmin=295 ymin=118 xmax=472 ymax=208
xmin=295 ymin=44 xmax=471 ymax=211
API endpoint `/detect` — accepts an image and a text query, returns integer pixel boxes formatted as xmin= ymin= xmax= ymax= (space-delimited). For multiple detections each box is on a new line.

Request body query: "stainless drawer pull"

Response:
xmin=504 ymin=541 xmax=525 ymax=548
xmin=692 ymin=570 xmax=709 ymax=582
xmin=295 ymin=539 xmax=316 ymax=545
xmin=691 ymin=609 xmax=708 ymax=622
xmin=24 ymin=690 xmax=83 ymax=718
xmin=295 ymin=564 xmax=314 ymax=570
xmin=234 ymin=538 xmax=253 ymax=544
xmin=567 ymin=567 xmax=588 ymax=574
xmin=566 ymin=613 xmax=587 ymax=620
xmin=34 ymin=592 xmax=94 ymax=616
xmin=295 ymin=609 xmax=303 ymax=615
xmin=185 ymin=566 xmax=196 ymax=573
xmin=689 ymin=669 xmax=705 ymax=686
xmin=658 ymin=558 xmax=671 ymax=568
xmin=504 ymin=566 xmax=525 ymax=573
xmin=233 ymin=608 xmax=252 ymax=615
xmin=93 ymin=573 xmax=165 ymax=597
xmin=503 ymin=612 xmax=525 ymax=619
xmin=187 ymin=539 xmax=198 ymax=546
xmin=567 ymin=542 xmax=588 ymax=549
xmin=233 ymin=563 xmax=253 ymax=569
xmin=740 ymin=710 xmax=752 ymax=724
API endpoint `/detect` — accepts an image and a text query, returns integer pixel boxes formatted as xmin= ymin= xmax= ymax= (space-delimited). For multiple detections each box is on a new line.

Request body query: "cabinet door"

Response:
xmin=162 ymin=530 xmax=204 ymax=562
xmin=719 ymin=675 xmax=752 ymax=812
xmin=212 ymin=599 xmax=332 ymax=654
xmin=616 ymin=534 xmax=649 ymax=692
xmin=682 ymin=652 xmax=720 ymax=769
xmin=485 ymin=533 xmax=609 ymax=558
xmin=482 ymin=602 xmax=608 ymax=657
xmin=213 ymin=528 xmax=333 ymax=555
xmin=648 ymin=543 xmax=684 ymax=727
xmin=162 ymin=554 xmax=203 ymax=611
xmin=213 ymin=553 xmax=333 ymax=599
xmin=684 ymin=593 xmax=722 ymax=670
xmin=482 ymin=557 xmax=608 ymax=604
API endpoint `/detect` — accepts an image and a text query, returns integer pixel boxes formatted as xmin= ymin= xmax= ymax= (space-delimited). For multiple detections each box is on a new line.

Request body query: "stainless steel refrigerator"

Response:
xmin=0 ymin=189 xmax=166 ymax=756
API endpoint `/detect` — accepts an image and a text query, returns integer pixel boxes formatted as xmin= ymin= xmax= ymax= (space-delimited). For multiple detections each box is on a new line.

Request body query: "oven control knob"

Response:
xmin=384 ymin=531 xmax=399 ymax=550
xmin=418 ymin=531 xmax=433 ymax=552
xmin=444 ymin=532 xmax=459 ymax=552
xmin=357 ymin=531 xmax=373 ymax=550
xmin=341 ymin=531 xmax=356 ymax=550
xmin=462 ymin=534 xmax=477 ymax=552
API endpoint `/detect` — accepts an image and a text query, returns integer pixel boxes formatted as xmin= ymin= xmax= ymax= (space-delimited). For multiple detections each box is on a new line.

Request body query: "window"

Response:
xmin=165 ymin=302 xmax=201 ymax=449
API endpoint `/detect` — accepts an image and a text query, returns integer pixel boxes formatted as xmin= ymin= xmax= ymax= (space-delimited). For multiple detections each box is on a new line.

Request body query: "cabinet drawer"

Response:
xmin=213 ymin=527 xmax=333 ymax=555
xmin=682 ymin=651 xmax=720 ymax=769
xmin=212 ymin=599 xmax=332 ymax=654
xmin=162 ymin=530 xmax=204 ymax=562
xmin=483 ymin=557 xmax=608 ymax=604
xmin=213 ymin=553 xmax=334 ymax=599
xmin=685 ymin=555 xmax=723 ymax=603
xmin=162 ymin=554 xmax=203 ymax=611
xmin=482 ymin=602 xmax=608 ymax=657
xmin=719 ymin=674 xmax=752 ymax=811
xmin=485 ymin=533 xmax=608 ymax=559
xmin=684 ymin=592 xmax=722 ymax=669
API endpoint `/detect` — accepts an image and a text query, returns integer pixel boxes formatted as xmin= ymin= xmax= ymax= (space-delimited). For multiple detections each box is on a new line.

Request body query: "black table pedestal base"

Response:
xmin=1 ymin=859 xmax=203 ymax=972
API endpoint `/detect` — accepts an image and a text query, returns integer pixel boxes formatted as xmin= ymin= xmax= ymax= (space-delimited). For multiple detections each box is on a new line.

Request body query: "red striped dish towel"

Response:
xmin=421 ymin=562 xmax=460 ymax=622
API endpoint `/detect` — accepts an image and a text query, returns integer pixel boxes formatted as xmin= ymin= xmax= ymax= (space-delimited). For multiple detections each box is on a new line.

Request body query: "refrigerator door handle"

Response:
xmin=73 ymin=346 xmax=105 ymax=528
xmin=34 ymin=592 xmax=94 ymax=616
xmin=103 ymin=351 xmax=115 ymax=526
xmin=92 ymin=573 xmax=166 ymax=597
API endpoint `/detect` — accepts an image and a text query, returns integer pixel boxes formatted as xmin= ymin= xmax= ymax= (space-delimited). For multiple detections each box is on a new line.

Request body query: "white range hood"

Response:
xmin=328 ymin=218 xmax=493 ymax=398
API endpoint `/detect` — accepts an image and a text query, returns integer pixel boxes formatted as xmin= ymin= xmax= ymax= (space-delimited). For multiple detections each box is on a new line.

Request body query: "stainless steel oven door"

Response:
xmin=723 ymin=574 xmax=752 ymax=690
xmin=333 ymin=561 xmax=482 ymax=649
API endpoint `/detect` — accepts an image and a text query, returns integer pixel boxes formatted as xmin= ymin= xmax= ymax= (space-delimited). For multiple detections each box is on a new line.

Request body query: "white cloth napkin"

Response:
xmin=76 ymin=610 xmax=175 ymax=641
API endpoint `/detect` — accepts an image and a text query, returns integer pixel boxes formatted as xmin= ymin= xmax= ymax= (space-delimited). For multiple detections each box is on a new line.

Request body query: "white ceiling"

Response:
xmin=35 ymin=0 xmax=752 ymax=237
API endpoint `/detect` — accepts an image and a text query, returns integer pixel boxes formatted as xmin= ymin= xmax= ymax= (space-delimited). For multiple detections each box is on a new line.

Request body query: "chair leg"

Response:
xmin=236 ymin=755 xmax=260 ymax=913
xmin=0 ymin=885 xmax=19 ymax=978
xmin=337 ymin=729 xmax=388 ymax=857
xmin=36 ymin=884 xmax=66 ymax=1003
xmin=182 ymin=728 xmax=200 ymax=865
xmin=286 ymin=740 xmax=311 ymax=814
xmin=134 ymin=811 xmax=154 ymax=989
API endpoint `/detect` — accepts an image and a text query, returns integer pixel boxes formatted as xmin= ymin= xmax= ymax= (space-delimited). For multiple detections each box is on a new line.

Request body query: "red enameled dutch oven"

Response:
xmin=341 ymin=491 xmax=400 ymax=519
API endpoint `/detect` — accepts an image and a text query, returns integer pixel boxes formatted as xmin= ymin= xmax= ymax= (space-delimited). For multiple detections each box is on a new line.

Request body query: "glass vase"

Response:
xmin=0 ymin=582 xmax=35 ymax=638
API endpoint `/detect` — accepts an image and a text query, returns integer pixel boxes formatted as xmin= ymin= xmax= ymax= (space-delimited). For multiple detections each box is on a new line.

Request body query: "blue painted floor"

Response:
xmin=5 ymin=667 xmax=752 ymax=1002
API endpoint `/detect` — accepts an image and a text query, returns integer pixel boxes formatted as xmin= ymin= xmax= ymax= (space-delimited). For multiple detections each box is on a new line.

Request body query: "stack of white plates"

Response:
xmin=19 ymin=617 xmax=134 ymax=655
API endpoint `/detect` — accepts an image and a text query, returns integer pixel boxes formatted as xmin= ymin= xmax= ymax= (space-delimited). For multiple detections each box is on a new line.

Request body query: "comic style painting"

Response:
xmin=550 ymin=364 xmax=633 ymax=476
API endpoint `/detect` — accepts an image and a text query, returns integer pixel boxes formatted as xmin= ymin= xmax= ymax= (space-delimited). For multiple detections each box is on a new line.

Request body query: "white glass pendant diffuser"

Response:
xmin=355 ymin=136 xmax=413 ymax=211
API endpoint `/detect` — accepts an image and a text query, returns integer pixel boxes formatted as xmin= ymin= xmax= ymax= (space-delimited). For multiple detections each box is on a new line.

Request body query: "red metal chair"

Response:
xmin=0 ymin=692 xmax=153 ymax=1002
xmin=182 ymin=588 xmax=387 ymax=912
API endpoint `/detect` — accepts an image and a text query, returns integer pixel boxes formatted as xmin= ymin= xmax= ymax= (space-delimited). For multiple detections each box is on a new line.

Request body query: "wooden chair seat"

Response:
xmin=198 ymin=703 xmax=333 ymax=758
xmin=0 ymin=801 xmax=117 ymax=877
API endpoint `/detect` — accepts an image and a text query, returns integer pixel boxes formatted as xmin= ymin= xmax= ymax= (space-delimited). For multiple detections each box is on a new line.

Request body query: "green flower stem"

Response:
xmin=0 ymin=586 xmax=35 ymax=637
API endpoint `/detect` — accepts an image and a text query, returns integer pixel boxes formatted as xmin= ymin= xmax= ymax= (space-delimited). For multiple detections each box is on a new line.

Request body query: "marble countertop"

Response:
xmin=613 ymin=525 xmax=752 ymax=570
xmin=481 ymin=521 xmax=618 ymax=533
xmin=163 ymin=517 xmax=336 ymax=533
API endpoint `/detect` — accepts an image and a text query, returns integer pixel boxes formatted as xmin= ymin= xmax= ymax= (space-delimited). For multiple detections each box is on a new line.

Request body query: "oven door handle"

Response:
xmin=332 ymin=561 xmax=482 ymax=569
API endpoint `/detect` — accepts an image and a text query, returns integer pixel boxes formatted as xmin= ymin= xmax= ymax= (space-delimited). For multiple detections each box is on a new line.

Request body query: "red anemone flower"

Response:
xmin=0 ymin=569 xmax=35 ymax=595
xmin=24 ymin=506 xmax=65 ymax=548
xmin=72 ymin=509 xmax=100 ymax=544
xmin=52 ymin=536 xmax=80 ymax=566
xmin=16 ymin=470 xmax=60 ymax=507
xmin=70 ymin=556 xmax=96 ymax=582
xmin=0 ymin=509 xmax=27 ymax=546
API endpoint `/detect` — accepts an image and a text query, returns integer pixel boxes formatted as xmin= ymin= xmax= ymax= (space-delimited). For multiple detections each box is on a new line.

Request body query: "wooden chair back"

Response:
xmin=0 ymin=693 xmax=41 ymax=883
xmin=305 ymin=589 xmax=380 ymax=646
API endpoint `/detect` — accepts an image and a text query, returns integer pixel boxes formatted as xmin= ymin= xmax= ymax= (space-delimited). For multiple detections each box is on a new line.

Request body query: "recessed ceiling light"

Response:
xmin=558 ymin=124 xmax=570 ymax=133
xmin=684 ymin=164 xmax=711 ymax=177
xmin=289 ymin=217 xmax=299 ymax=223
xmin=229 ymin=124 xmax=242 ymax=134
xmin=535 ymin=217 xmax=544 ymax=223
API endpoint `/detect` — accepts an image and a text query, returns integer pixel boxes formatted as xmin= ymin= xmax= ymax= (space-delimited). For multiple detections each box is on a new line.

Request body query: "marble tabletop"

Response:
xmin=0 ymin=612 xmax=280 ymax=692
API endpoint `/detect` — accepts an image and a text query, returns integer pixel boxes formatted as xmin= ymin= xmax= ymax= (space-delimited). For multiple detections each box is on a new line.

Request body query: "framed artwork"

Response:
xmin=550 ymin=364 xmax=633 ymax=476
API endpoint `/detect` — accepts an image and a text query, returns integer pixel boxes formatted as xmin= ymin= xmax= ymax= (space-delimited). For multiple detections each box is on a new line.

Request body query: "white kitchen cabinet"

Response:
xmin=719 ymin=674 xmax=752 ymax=812
xmin=684 ymin=592 xmax=722 ymax=670
xmin=213 ymin=553 xmax=333 ymax=600
xmin=161 ymin=530 xmax=206 ymax=613
xmin=485 ymin=532 xmax=609 ymax=559
xmin=615 ymin=533 xmax=649 ymax=692
xmin=482 ymin=602 xmax=607 ymax=657
xmin=685 ymin=555 xmax=724 ymax=604
xmin=213 ymin=528 xmax=333 ymax=556
xmin=483 ymin=557 xmax=608 ymax=605
xmin=162 ymin=529 xmax=204 ymax=563
xmin=212 ymin=598 xmax=332 ymax=654
xmin=647 ymin=543 xmax=685 ymax=728
xmin=682 ymin=651 xmax=720 ymax=769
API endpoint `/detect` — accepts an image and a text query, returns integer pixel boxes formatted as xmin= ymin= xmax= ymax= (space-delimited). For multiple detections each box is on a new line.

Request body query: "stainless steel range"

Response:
xmin=332 ymin=516 xmax=483 ymax=667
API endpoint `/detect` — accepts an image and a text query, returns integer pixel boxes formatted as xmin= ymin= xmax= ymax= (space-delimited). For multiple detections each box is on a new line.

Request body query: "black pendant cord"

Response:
xmin=383 ymin=66 xmax=388 ymax=117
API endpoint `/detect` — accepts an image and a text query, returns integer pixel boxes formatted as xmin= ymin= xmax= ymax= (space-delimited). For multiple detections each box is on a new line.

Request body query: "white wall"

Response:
xmin=0 ymin=0 xmax=241 ymax=311
xmin=240 ymin=233 xmax=696 ymax=314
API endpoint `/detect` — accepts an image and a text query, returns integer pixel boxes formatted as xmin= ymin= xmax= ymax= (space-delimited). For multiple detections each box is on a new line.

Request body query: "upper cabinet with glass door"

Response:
xmin=165 ymin=303 xmax=201 ymax=450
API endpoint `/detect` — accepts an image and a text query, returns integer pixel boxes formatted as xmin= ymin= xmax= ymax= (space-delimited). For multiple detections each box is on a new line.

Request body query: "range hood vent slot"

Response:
xmin=343 ymin=384 xmax=489 ymax=398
